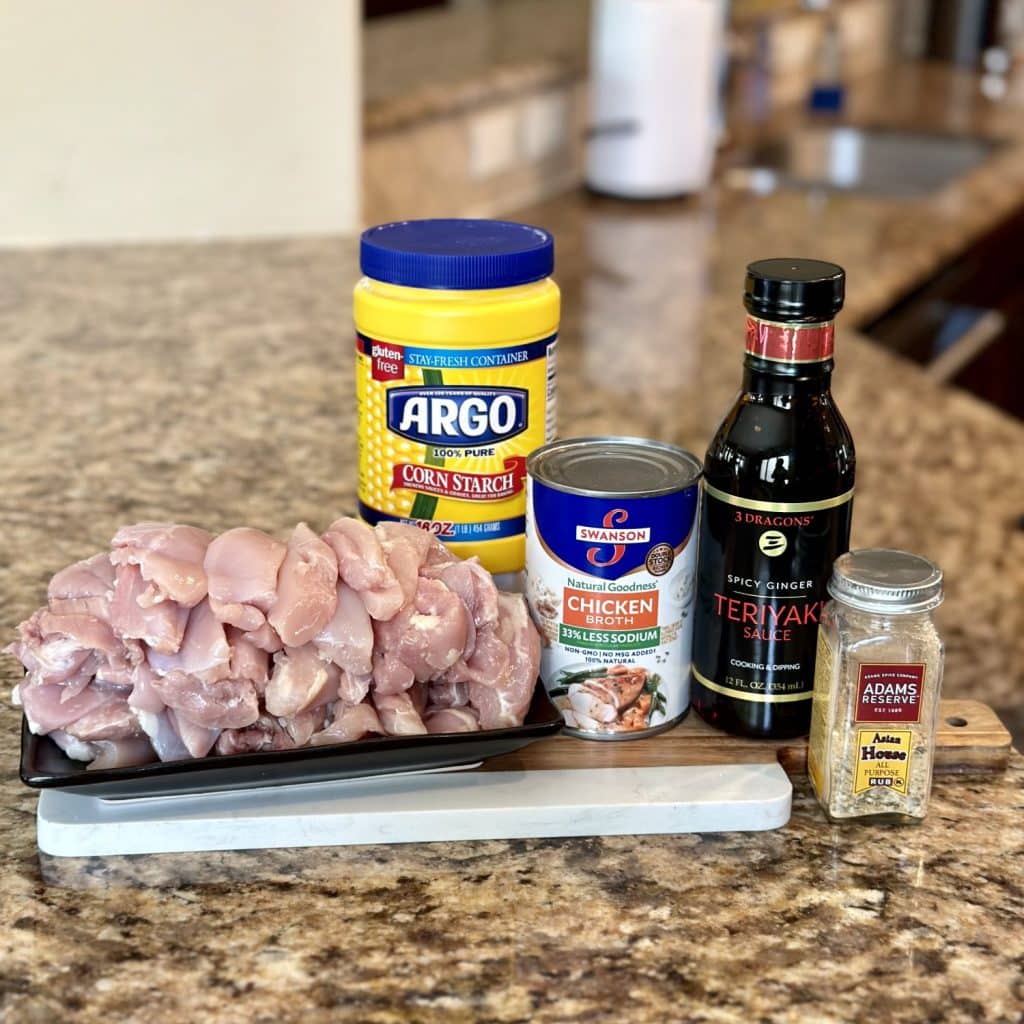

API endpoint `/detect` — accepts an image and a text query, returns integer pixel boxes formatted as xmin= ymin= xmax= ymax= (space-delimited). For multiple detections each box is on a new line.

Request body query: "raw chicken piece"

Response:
xmin=110 ymin=563 xmax=190 ymax=654
xmin=5 ymin=610 xmax=101 ymax=692
xmin=425 ymin=706 xmax=480 ymax=734
xmin=444 ymin=628 xmax=510 ymax=688
xmin=37 ymin=610 xmax=123 ymax=661
xmin=310 ymin=701 xmax=384 ymax=746
xmin=147 ymin=599 xmax=231 ymax=682
xmin=466 ymin=593 xmax=540 ymax=729
xmin=16 ymin=680 xmax=114 ymax=735
xmin=372 ymin=577 xmax=469 ymax=683
xmin=338 ymin=670 xmax=373 ymax=705
xmin=6 ymin=514 xmax=545 ymax=769
xmin=409 ymin=679 xmax=428 ymax=716
xmin=264 ymin=644 xmax=340 ymax=718
xmin=279 ymin=706 xmax=329 ymax=747
xmin=267 ymin=523 xmax=338 ymax=647
xmin=204 ymin=528 xmax=287 ymax=631
xmin=110 ymin=522 xmax=212 ymax=608
xmin=421 ymin=556 xmax=500 ymax=663
xmin=376 ymin=521 xmax=454 ymax=606
xmin=92 ymin=638 xmax=145 ymax=687
xmin=422 ymin=557 xmax=498 ymax=630
xmin=126 ymin=662 xmax=165 ymax=714
xmin=313 ymin=582 xmax=373 ymax=678
xmin=49 ymin=730 xmax=99 ymax=762
xmin=215 ymin=715 xmax=295 ymax=755
xmin=373 ymin=691 xmax=427 ymax=735
xmin=371 ymin=647 xmax=415 ymax=695
xmin=49 ymin=730 xmax=155 ymax=770
xmin=47 ymin=553 xmax=115 ymax=619
xmin=88 ymin=737 xmax=156 ymax=770
xmin=323 ymin=517 xmax=404 ymax=621
xmin=151 ymin=673 xmax=259 ymax=730
xmin=10 ymin=607 xmax=125 ymax=689
xmin=64 ymin=696 xmax=143 ymax=741
xmin=132 ymin=708 xmax=190 ymax=762
xmin=242 ymin=621 xmax=284 ymax=653
xmin=428 ymin=679 xmax=469 ymax=708
xmin=379 ymin=521 xmax=453 ymax=564
xmin=167 ymin=708 xmax=221 ymax=758
xmin=87 ymin=676 xmax=134 ymax=698
xmin=227 ymin=627 xmax=270 ymax=690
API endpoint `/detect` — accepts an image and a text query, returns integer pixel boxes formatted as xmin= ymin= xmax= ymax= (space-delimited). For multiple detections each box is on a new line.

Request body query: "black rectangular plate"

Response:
xmin=20 ymin=684 xmax=563 ymax=799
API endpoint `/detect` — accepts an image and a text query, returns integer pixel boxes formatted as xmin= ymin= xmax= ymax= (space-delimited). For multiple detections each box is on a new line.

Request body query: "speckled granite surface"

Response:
xmin=0 ymin=61 xmax=1022 ymax=1024
xmin=8 ymin=767 xmax=1018 ymax=1024
xmin=0 ymin=770 xmax=1019 ymax=1024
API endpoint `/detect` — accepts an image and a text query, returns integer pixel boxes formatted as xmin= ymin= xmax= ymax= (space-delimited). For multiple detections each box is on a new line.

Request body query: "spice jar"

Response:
xmin=808 ymin=549 xmax=945 ymax=824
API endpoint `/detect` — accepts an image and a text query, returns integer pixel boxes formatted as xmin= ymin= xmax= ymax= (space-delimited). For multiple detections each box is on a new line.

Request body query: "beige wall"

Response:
xmin=0 ymin=0 xmax=360 ymax=246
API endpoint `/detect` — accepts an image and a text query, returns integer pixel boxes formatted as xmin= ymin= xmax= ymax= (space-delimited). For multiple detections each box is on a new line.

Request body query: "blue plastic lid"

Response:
xmin=360 ymin=218 xmax=554 ymax=290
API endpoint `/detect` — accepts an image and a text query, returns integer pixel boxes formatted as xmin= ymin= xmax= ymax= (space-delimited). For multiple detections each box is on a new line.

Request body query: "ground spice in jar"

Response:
xmin=808 ymin=549 xmax=944 ymax=824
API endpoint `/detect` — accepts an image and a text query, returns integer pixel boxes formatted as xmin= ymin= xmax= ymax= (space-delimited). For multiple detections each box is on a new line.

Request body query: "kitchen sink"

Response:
xmin=726 ymin=126 xmax=1003 ymax=197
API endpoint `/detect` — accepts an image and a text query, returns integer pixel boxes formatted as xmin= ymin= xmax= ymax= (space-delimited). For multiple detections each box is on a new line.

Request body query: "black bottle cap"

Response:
xmin=744 ymin=258 xmax=845 ymax=323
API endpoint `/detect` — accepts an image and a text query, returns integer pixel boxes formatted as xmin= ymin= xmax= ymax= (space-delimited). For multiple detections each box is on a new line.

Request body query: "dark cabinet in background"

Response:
xmin=860 ymin=202 xmax=1024 ymax=420
xmin=364 ymin=0 xmax=448 ymax=18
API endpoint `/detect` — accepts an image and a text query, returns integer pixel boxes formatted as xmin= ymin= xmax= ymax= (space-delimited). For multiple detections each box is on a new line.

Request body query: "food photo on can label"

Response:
xmin=546 ymin=664 xmax=666 ymax=733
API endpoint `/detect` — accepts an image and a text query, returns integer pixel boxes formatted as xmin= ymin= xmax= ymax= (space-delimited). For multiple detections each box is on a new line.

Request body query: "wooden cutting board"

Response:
xmin=484 ymin=699 xmax=1012 ymax=776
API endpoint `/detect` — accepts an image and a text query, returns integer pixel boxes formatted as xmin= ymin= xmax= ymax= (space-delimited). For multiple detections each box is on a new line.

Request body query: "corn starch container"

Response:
xmin=526 ymin=437 xmax=702 ymax=739
xmin=355 ymin=219 xmax=559 ymax=575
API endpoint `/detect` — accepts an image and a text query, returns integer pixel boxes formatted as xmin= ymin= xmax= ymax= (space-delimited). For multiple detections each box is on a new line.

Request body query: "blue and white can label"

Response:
xmin=525 ymin=438 xmax=701 ymax=739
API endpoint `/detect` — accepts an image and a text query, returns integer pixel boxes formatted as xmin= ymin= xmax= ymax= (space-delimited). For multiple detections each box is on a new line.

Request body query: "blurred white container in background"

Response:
xmin=586 ymin=0 xmax=726 ymax=198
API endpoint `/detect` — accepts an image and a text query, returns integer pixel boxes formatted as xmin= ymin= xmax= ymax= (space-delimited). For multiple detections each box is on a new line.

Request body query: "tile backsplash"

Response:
xmin=363 ymin=0 xmax=899 ymax=225
xmin=364 ymin=0 xmax=588 ymax=107
xmin=365 ymin=68 xmax=586 ymax=225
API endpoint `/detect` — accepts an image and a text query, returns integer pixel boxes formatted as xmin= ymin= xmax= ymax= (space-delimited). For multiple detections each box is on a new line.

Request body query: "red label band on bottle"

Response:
xmin=745 ymin=317 xmax=835 ymax=363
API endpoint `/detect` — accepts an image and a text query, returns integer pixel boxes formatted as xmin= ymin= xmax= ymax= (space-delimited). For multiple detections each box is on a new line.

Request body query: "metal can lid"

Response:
xmin=527 ymin=436 xmax=702 ymax=498
xmin=828 ymin=548 xmax=944 ymax=614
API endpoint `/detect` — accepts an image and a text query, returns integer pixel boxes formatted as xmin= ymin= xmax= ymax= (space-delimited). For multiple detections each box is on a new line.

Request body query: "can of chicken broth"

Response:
xmin=526 ymin=437 xmax=702 ymax=739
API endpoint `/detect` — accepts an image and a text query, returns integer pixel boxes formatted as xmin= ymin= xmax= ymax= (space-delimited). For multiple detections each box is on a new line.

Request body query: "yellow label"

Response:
xmin=853 ymin=728 xmax=912 ymax=795
xmin=807 ymin=629 xmax=834 ymax=800
xmin=355 ymin=332 xmax=556 ymax=574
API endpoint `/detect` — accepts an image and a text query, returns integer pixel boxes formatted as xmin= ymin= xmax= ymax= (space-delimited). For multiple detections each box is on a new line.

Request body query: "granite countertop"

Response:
xmin=0 ymin=62 xmax=1022 ymax=1023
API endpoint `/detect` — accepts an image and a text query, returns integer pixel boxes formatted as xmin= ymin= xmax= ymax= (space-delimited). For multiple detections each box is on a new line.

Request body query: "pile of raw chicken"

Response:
xmin=5 ymin=518 xmax=540 ymax=769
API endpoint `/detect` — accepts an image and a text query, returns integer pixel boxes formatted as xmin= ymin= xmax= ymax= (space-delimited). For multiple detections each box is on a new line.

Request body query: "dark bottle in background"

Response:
xmin=692 ymin=259 xmax=856 ymax=739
